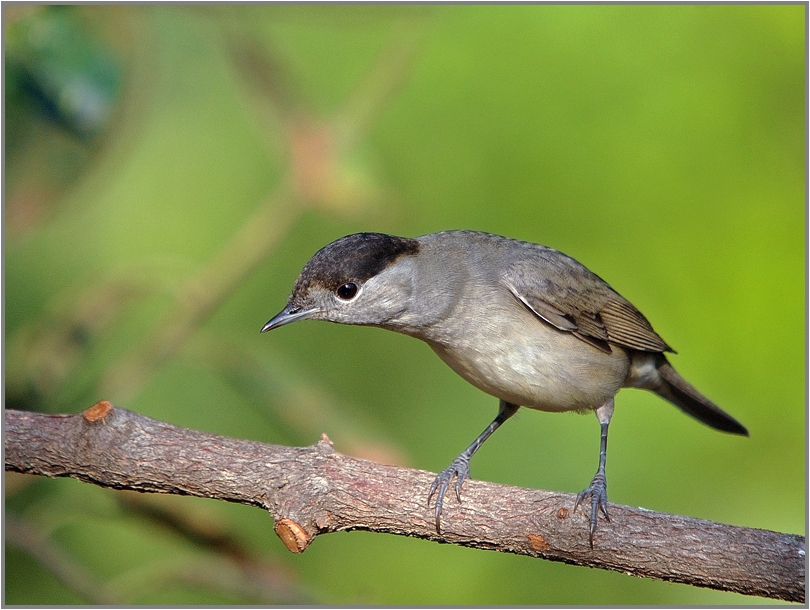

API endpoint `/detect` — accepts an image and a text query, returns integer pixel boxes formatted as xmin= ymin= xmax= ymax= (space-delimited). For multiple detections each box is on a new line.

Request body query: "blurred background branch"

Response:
xmin=5 ymin=512 xmax=124 ymax=605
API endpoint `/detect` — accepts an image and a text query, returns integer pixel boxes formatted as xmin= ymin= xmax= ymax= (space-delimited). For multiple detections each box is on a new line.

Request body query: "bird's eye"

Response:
xmin=336 ymin=282 xmax=358 ymax=301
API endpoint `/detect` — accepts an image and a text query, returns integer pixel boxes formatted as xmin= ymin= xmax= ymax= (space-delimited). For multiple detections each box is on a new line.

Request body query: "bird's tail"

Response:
xmin=651 ymin=356 xmax=748 ymax=436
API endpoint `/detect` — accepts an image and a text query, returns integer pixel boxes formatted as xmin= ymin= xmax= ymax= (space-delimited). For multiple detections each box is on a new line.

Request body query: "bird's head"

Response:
xmin=262 ymin=232 xmax=422 ymax=332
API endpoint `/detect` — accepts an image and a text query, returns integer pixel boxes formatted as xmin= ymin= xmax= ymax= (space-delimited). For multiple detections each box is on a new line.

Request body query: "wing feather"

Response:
xmin=503 ymin=256 xmax=673 ymax=354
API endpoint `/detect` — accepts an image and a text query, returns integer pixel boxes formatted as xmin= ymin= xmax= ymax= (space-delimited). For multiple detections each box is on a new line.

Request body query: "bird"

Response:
xmin=261 ymin=230 xmax=748 ymax=544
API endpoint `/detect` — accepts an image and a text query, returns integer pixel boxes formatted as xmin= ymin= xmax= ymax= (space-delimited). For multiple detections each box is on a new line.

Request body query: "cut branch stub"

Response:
xmin=274 ymin=518 xmax=313 ymax=553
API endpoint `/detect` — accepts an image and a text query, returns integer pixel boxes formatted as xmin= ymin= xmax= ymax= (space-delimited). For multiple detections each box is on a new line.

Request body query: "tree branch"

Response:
xmin=5 ymin=403 xmax=804 ymax=603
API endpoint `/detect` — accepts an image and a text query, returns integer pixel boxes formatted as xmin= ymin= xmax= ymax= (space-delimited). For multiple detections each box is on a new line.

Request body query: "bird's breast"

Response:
xmin=424 ymin=304 xmax=630 ymax=413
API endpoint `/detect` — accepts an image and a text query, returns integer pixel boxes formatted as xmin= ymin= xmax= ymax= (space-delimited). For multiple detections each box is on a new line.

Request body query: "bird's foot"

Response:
xmin=574 ymin=471 xmax=609 ymax=547
xmin=427 ymin=455 xmax=471 ymax=533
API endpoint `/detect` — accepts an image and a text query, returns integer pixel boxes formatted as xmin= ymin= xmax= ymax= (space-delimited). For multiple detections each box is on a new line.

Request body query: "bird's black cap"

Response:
xmin=292 ymin=232 xmax=420 ymax=294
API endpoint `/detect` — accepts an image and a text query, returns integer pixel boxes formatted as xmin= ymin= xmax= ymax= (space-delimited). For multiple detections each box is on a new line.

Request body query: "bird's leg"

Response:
xmin=575 ymin=397 xmax=614 ymax=547
xmin=428 ymin=400 xmax=519 ymax=533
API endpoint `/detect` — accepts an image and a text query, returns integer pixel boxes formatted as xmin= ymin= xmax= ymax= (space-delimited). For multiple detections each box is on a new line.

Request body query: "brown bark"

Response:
xmin=4 ymin=404 xmax=805 ymax=603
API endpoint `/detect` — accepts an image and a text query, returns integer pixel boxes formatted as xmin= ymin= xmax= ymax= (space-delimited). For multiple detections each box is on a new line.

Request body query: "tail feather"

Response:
xmin=654 ymin=359 xmax=748 ymax=436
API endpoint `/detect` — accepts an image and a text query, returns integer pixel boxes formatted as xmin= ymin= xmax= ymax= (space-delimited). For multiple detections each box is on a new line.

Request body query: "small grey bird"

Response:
xmin=261 ymin=230 xmax=747 ymax=543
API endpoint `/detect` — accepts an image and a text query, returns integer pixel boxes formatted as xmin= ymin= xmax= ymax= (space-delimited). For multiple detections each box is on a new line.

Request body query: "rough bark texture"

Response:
xmin=5 ymin=405 xmax=805 ymax=602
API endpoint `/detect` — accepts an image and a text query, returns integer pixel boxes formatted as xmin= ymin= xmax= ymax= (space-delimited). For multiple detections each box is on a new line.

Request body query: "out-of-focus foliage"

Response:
xmin=4 ymin=5 xmax=804 ymax=605
xmin=7 ymin=6 xmax=121 ymax=138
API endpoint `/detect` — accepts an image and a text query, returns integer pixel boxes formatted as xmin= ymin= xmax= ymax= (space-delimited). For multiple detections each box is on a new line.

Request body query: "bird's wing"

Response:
xmin=502 ymin=253 xmax=673 ymax=354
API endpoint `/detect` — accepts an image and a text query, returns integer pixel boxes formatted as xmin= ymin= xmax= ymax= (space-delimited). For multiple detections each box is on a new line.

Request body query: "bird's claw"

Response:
xmin=427 ymin=456 xmax=471 ymax=533
xmin=575 ymin=471 xmax=609 ymax=547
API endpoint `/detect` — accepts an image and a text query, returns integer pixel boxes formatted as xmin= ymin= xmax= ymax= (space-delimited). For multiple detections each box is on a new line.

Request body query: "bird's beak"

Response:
xmin=261 ymin=304 xmax=315 ymax=333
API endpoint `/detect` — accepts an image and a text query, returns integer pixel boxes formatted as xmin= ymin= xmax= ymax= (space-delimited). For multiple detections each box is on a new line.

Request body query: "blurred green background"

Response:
xmin=4 ymin=4 xmax=805 ymax=605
